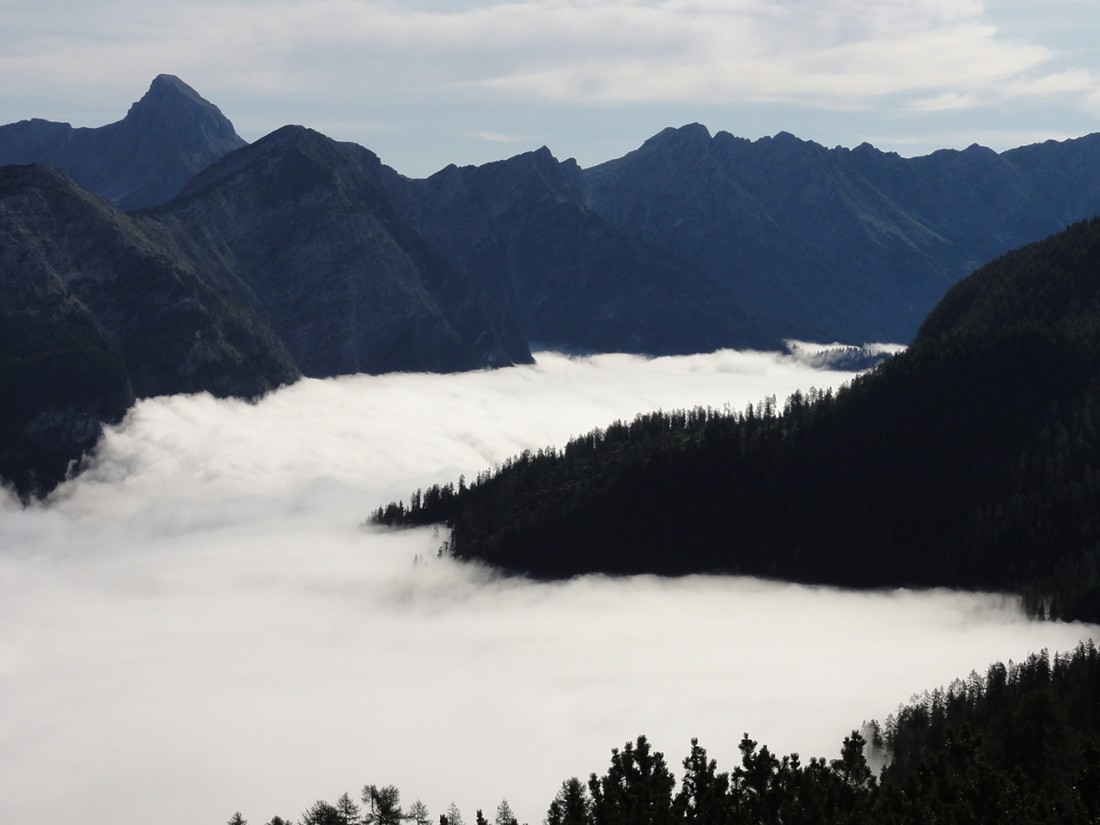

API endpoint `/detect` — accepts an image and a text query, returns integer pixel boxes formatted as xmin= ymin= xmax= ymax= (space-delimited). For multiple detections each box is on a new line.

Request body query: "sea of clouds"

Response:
xmin=1 ymin=350 xmax=1095 ymax=825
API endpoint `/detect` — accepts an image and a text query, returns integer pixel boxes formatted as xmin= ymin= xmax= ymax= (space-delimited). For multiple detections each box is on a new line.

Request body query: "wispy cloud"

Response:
xmin=462 ymin=129 xmax=526 ymax=144
xmin=907 ymin=91 xmax=982 ymax=113
xmin=0 ymin=0 xmax=1085 ymax=111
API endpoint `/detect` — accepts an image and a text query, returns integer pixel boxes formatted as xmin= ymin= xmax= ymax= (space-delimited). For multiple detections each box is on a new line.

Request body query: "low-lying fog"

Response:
xmin=1 ymin=350 xmax=1095 ymax=825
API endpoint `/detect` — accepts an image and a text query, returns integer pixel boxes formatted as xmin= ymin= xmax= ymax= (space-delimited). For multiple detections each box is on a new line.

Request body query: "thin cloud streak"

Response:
xmin=0 ymin=1 xmax=1086 ymax=111
xmin=2 ymin=1 xmax=1100 ymax=175
xmin=0 ymin=351 xmax=1096 ymax=825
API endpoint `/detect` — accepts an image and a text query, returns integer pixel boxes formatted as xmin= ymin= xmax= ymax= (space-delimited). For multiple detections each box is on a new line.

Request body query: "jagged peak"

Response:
xmin=174 ymin=122 xmax=384 ymax=201
xmin=259 ymin=123 xmax=322 ymax=145
xmin=962 ymin=142 xmax=997 ymax=157
xmin=146 ymin=74 xmax=207 ymax=105
xmin=126 ymin=75 xmax=220 ymax=118
xmin=252 ymin=124 xmax=380 ymax=163
xmin=642 ymin=123 xmax=712 ymax=150
xmin=769 ymin=130 xmax=802 ymax=144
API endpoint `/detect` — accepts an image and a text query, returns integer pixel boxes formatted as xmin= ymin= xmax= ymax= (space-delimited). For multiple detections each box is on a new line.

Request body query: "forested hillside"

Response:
xmin=374 ymin=217 xmax=1100 ymax=623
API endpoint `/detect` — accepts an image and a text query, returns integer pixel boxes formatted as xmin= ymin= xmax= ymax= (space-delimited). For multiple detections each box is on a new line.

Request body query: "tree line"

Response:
xmin=229 ymin=642 xmax=1100 ymax=824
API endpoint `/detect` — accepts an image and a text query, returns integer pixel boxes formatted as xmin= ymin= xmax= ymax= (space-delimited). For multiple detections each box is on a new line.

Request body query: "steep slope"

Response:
xmin=0 ymin=164 xmax=299 ymax=498
xmin=0 ymin=75 xmax=245 ymax=210
xmin=375 ymin=217 xmax=1100 ymax=622
xmin=583 ymin=126 xmax=1100 ymax=344
xmin=381 ymin=147 xmax=785 ymax=354
xmin=156 ymin=126 xmax=532 ymax=376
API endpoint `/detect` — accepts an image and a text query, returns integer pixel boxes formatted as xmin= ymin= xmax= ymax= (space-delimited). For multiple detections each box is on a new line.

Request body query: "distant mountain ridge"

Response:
xmin=157 ymin=125 xmax=531 ymax=376
xmin=581 ymin=124 xmax=1100 ymax=343
xmin=378 ymin=123 xmax=1100 ymax=347
xmin=7 ymin=75 xmax=1100 ymax=499
xmin=8 ymin=77 xmax=1100 ymax=350
xmin=380 ymin=147 xmax=782 ymax=354
xmin=0 ymin=74 xmax=245 ymax=210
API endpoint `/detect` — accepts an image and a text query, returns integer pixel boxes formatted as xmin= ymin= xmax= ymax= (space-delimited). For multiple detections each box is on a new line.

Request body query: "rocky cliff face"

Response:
xmin=0 ymin=75 xmax=246 ymax=210
xmin=159 ymin=126 xmax=532 ymax=376
xmin=582 ymin=125 xmax=1100 ymax=344
xmin=381 ymin=146 xmax=782 ymax=354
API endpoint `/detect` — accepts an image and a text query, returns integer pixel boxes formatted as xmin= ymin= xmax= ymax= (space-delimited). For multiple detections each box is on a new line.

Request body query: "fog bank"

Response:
xmin=1 ymin=350 xmax=1094 ymax=825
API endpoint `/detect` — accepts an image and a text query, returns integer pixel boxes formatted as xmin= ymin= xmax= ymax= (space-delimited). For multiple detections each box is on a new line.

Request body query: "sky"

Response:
xmin=1 ymin=350 xmax=1096 ymax=825
xmin=2 ymin=1 xmax=1100 ymax=176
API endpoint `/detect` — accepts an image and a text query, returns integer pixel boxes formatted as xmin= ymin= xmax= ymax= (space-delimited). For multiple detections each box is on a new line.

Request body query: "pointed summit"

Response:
xmin=147 ymin=74 xmax=210 ymax=104
xmin=125 ymin=74 xmax=239 ymax=139
xmin=0 ymin=75 xmax=246 ymax=209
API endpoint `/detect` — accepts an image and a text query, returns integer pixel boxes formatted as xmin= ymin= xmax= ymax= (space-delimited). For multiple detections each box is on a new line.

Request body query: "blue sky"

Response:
xmin=2 ymin=0 xmax=1099 ymax=177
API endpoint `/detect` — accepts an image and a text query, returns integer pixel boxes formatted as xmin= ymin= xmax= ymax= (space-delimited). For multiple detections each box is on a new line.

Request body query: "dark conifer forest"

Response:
xmin=239 ymin=642 xmax=1100 ymax=825
xmin=375 ymin=216 xmax=1100 ymax=624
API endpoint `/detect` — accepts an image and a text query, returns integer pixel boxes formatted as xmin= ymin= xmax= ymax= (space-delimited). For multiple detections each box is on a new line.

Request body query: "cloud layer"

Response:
xmin=1 ymin=350 xmax=1095 ymax=825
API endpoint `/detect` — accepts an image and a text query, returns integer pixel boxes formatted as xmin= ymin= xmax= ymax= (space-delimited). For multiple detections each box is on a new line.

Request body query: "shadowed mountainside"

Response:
xmin=375 ymin=217 xmax=1100 ymax=623
xmin=0 ymin=163 xmax=299 ymax=497
xmin=155 ymin=125 xmax=532 ymax=377
xmin=581 ymin=124 xmax=1100 ymax=344
xmin=380 ymin=147 xmax=785 ymax=354
xmin=1 ymin=128 xmax=532 ymax=498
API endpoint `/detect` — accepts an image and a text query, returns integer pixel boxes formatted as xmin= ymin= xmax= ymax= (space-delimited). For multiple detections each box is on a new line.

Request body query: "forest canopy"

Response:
xmin=374 ymin=217 xmax=1100 ymax=623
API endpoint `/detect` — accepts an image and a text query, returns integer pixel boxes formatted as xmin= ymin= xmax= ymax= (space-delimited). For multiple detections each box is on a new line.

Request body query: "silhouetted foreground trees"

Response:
xmin=374 ymin=217 xmax=1100 ymax=623
xmin=233 ymin=642 xmax=1100 ymax=824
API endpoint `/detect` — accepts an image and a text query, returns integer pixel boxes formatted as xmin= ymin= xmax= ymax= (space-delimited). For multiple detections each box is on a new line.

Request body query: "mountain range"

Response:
xmin=581 ymin=125 xmax=1100 ymax=343
xmin=5 ymin=75 xmax=1100 ymax=496
xmin=0 ymin=78 xmax=531 ymax=497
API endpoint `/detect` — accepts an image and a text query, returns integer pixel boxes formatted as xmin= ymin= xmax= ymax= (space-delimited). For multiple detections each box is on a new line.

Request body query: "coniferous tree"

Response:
xmin=674 ymin=738 xmax=729 ymax=825
xmin=408 ymin=799 xmax=432 ymax=825
xmin=589 ymin=735 xmax=676 ymax=825
xmin=301 ymin=800 xmax=342 ymax=825
xmin=335 ymin=792 xmax=361 ymax=825
xmin=444 ymin=803 xmax=465 ymax=825
xmin=546 ymin=778 xmax=591 ymax=825
xmin=494 ymin=799 xmax=517 ymax=825
xmin=362 ymin=785 xmax=403 ymax=825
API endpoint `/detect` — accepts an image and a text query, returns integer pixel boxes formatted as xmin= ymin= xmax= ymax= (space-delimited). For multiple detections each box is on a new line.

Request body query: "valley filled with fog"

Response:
xmin=1 ymin=349 xmax=1095 ymax=825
